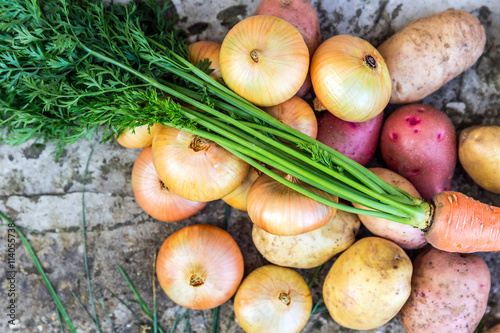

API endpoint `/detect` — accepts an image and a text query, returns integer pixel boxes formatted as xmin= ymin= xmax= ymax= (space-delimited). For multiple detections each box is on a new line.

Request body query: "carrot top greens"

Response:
xmin=0 ymin=0 xmax=431 ymax=227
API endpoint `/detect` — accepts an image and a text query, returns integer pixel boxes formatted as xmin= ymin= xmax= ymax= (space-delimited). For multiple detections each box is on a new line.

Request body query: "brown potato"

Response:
xmin=459 ymin=125 xmax=500 ymax=193
xmin=252 ymin=209 xmax=360 ymax=269
xmin=323 ymin=237 xmax=412 ymax=330
xmin=378 ymin=10 xmax=485 ymax=104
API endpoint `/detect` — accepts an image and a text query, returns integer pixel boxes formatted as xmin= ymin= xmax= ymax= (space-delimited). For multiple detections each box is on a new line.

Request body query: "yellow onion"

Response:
xmin=222 ymin=167 xmax=260 ymax=211
xmin=219 ymin=15 xmax=309 ymax=107
xmin=246 ymin=169 xmax=338 ymax=236
xmin=234 ymin=265 xmax=312 ymax=333
xmin=252 ymin=209 xmax=360 ymax=269
xmin=156 ymin=224 xmax=244 ymax=310
xmin=131 ymin=147 xmax=207 ymax=222
xmin=263 ymin=96 xmax=318 ymax=139
xmin=188 ymin=41 xmax=223 ymax=82
xmin=116 ymin=124 xmax=159 ymax=149
xmin=311 ymin=35 xmax=391 ymax=122
xmin=152 ymin=126 xmax=249 ymax=202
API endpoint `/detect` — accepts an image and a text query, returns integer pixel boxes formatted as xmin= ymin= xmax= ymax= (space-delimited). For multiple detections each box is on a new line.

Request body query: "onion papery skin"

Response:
xmin=131 ymin=147 xmax=207 ymax=222
xmin=234 ymin=265 xmax=312 ymax=333
xmin=263 ymin=95 xmax=318 ymax=139
xmin=188 ymin=41 xmax=223 ymax=83
xmin=156 ymin=224 xmax=244 ymax=310
xmin=219 ymin=15 xmax=309 ymax=107
xmin=116 ymin=124 xmax=159 ymax=149
xmin=222 ymin=167 xmax=260 ymax=211
xmin=246 ymin=169 xmax=338 ymax=236
xmin=152 ymin=126 xmax=249 ymax=202
xmin=311 ymin=34 xmax=391 ymax=122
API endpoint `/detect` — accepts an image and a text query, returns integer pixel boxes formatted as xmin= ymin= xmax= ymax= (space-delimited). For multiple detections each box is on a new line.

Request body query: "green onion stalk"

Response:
xmin=0 ymin=0 xmax=432 ymax=229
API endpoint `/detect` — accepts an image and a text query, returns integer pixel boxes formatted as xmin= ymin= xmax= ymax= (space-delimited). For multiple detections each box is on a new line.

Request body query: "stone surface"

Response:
xmin=1 ymin=0 xmax=500 ymax=332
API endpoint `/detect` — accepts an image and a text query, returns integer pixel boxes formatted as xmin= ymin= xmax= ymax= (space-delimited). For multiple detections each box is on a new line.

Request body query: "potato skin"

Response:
xmin=399 ymin=247 xmax=491 ymax=333
xmin=352 ymin=168 xmax=427 ymax=249
xmin=458 ymin=125 xmax=500 ymax=194
xmin=316 ymin=111 xmax=383 ymax=166
xmin=378 ymin=10 xmax=485 ymax=104
xmin=323 ymin=237 xmax=412 ymax=330
xmin=380 ymin=104 xmax=457 ymax=200
xmin=252 ymin=209 xmax=360 ymax=269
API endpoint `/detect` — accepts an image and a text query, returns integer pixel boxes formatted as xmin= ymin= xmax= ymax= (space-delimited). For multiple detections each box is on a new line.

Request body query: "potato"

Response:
xmin=378 ymin=10 xmax=486 ymax=104
xmin=254 ymin=0 xmax=321 ymax=96
xmin=380 ymin=104 xmax=457 ymax=200
xmin=352 ymin=168 xmax=427 ymax=249
xmin=458 ymin=125 xmax=500 ymax=194
xmin=323 ymin=237 xmax=412 ymax=330
xmin=252 ymin=209 xmax=360 ymax=269
xmin=316 ymin=111 xmax=384 ymax=166
xmin=399 ymin=247 xmax=491 ymax=333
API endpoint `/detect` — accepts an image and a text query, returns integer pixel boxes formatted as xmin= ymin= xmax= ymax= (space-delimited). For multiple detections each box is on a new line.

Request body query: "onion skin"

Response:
xmin=311 ymin=35 xmax=391 ymax=122
xmin=156 ymin=224 xmax=244 ymax=310
xmin=252 ymin=209 xmax=360 ymax=268
xmin=219 ymin=15 xmax=309 ymax=107
xmin=131 ymin=147 xmax=206 ymax=222
xmin=152 ymin=126 xmax=249 ymax=202
xmin=188 ymin=41 xmax=222 ymax=82
xmin=116 ymin=124 xmax=159 ymax=149
xmin=263 ymin=96 xmax=318 ymax=139
xmin=234 ymin=265 xmax=312 ymax=333
xmin=222 ymin=167 xmax=260 ymax=211
xmin=246 ymin=169 xmax=338 ymax=236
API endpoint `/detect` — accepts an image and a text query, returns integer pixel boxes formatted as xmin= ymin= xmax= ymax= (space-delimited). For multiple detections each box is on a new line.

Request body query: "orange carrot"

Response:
xmin=426 ymin=191 xmax=500 ymax=253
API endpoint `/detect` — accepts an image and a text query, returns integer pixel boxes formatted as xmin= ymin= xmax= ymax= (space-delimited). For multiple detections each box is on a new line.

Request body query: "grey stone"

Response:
xmin=1 ymin=0 xmax=500 ymax=332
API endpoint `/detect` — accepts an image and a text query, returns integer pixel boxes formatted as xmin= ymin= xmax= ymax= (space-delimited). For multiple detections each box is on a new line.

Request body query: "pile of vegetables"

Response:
xmin=1 ymin=0 xmax=499 ymax=331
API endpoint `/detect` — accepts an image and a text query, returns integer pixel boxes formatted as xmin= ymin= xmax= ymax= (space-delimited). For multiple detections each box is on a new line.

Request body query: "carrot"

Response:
xmin=426 ymin=191 xmax=500 ymax=253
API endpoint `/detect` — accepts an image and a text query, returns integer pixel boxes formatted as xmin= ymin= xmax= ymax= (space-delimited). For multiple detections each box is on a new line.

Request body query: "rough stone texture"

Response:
xmin=1 ymin=0 xmax=500 ymax=332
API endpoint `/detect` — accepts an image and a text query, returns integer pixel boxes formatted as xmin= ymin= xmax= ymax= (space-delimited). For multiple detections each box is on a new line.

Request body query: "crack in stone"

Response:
xmin=0 ymin=212 xmax=150 ymax=234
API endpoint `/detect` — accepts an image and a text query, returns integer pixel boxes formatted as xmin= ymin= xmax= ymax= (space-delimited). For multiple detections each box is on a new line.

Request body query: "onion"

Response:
xmin=234 ymin=265 xmax=312 ymax=333
xmin=246 ymin=169 xmax=338 ymax=236
xmin=131 ymin=147 xmax=206 ymax=222
xmin=116 ymin=124 xmax=159 ymax=149
xmin=219 ymin=15 xmax=309 ymax=107
xmin=152 ymin=126 xmax=249 ymax=202
xmin=263 ymin=96 xmax=318 ymax=139
xmin=252 ymin=209 xmax=361 ymax=269
xmin=222 ymin=166 xmax=260 ymax=211
xmin=311 ymin=34 xmax=391 ymax=122
xmin=188 ymin=41 xmax=223 ymax=83
xmin=156 ymin=224 xmax=244 ymax=310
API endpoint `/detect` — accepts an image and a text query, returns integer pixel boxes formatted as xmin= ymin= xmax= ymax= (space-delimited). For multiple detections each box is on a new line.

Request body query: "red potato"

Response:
xmin=380 ymin=104 xmax=457 ymax=200
xmin=399 ymin=247 xmax=491 ymax=333
xmin=254 ymin=0 xmax=321 ymax=97
xmin=316 ymin=111 xmax=383 ymax=165
xmin=352 ymin=168 xmax=427 ymax=249
xmin=485 ymin=324 xmax=500 ymax=333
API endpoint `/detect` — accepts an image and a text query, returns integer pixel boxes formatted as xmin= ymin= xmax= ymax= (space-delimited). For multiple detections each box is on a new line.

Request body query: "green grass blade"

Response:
xmin=56 ymin=309 xmax=66 ymax=333
xmin=308 ymin=265 xmax=323 ymax=288
xmin=70 ymin=289 xmax=96 ymax=323
xmin=118 ymin=265 xmax=153 ymax=317
xmin=153 ymin=250 xmax=158 ymax=333
xmin=96 ymin=287 xmax=117 ymax=333
xmin=211 ymin=307 xmax=219 ymax=333
xmin=96 ymin=283 xmax=143 ymax=324
xmin=81 ymin=145 xmax=101 ymax=332
xmin=224 ymin=311 xmax=235 ymax=333
xmin=0 ymin=212 xmax=76 ymax=332
xmin=310 ymin=296 xmax=324 ymax=317
xmin=117 ymin=265 xmax=166 ymax=333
